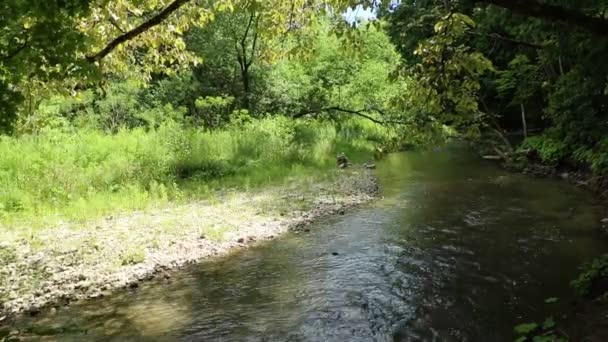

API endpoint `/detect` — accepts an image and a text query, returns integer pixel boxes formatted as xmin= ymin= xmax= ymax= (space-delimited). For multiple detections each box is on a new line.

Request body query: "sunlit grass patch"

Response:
xmin=0 ymin=116 xmax=394 ymax=231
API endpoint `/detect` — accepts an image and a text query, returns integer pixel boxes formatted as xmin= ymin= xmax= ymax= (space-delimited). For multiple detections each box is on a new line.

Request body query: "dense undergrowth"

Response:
xmin=0 ymin=116 xmax=397 ymax=229
xmin=518 ymin=133 xmax=608 ymax=177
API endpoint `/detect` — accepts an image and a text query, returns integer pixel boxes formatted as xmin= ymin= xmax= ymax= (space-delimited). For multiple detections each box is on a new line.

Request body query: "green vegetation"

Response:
xmin=1 ymin=1 xmax=607 ymax=179
xmin=0 ymin=328 xmax=18 ymax=342
xmin=386 ymin=0 xmax=608 ymax=180
xmin=2 ymin=1 xmax=608 ymax=338
xmin=119 ymin=246 xmax=147 ymax=266
xmin=0 ymin=116 xmax=394 ymax=228
xmin=513 ymin=317 xmax=565 ymax=342
xmin=0 ymin=10 xmax=410 ymax=229
xmin=572 ymin=254 xmax=608 ymax=298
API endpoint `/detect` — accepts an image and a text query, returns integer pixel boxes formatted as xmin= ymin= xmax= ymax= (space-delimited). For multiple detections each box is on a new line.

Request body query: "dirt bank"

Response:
xmin=0 ymin=168 xmax=378 ymax=321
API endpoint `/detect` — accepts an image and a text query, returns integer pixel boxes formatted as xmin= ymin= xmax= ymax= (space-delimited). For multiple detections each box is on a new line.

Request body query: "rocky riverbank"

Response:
xmin=0 ymin=168 xmax=378 ymax=322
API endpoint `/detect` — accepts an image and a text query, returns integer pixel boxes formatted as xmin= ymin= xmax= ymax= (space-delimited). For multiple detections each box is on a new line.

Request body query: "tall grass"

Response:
xmin=0 ymin=117 xmax=394 ymax=228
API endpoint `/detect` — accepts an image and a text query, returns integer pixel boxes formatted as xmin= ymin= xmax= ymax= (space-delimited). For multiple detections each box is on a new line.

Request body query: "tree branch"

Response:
xmin=3 ymin=39 xmax=28 ymax=61
xmin=466 ymin=31 xmax=544 ymax=49
xmin=247 ymin=15 xmax=260 ymax=68
xmin=293 ymin=106 xmax=422 ymax=125
xmin=478 ymin=0 xmax=608 ymax=36
xmin=241 ymin=11 xmax=255 ymax=51
xmin=86 ymin=0 xmax=191 ymax=62
xmin=109 ymin=17 xmax=126 ymax=33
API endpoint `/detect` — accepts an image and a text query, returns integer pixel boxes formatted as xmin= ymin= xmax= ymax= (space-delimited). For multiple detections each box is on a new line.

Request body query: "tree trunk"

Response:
xmin=520 ymin=103 xmax=528 ymax=139
xmin=241 ymin=65 xmax=250 ymax=110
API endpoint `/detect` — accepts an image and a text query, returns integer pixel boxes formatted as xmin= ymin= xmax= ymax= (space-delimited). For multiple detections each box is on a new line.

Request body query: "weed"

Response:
xmin=571 ymin=254 xmax=608 ymax=298
xmin=120 ymin=247 xmax=146 ymax=266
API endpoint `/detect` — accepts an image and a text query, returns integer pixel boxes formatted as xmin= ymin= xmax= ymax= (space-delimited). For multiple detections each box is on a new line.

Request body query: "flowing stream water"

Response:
xmin=15 ymin=145 xmax=608 ymax=341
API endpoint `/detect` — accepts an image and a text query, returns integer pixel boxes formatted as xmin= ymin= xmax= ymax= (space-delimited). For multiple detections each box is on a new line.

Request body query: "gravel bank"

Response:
xmin=0 ymin=168 xmax=378 ymax=321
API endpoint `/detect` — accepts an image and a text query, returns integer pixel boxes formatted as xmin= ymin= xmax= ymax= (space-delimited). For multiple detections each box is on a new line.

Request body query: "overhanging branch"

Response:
xmin=293 ymin=106 xmax=427 ymax=126
xmin=466 ymin=31 xmax=544 ymax=49
xmin=86 ymin=0 xmax=192 ymax=62
xmin=478 ymin=0 xmax=608 ymax=36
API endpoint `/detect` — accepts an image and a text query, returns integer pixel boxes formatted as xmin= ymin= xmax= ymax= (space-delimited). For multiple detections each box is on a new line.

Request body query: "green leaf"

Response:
xmin=514 ymin=322 xmax=538 ymax=335
xmin=542 ymin=317 xmax=556 ymax=330
xmin=544 ymin=297 xmax=559 ymax=304
xmin=453 ymin=13 xmax=476 ymax=28
xmin=532 ymin=336 xmax=556 ymax=342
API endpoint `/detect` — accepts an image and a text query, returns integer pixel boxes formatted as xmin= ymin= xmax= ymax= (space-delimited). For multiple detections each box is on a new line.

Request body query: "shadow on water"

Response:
xmin=14 ymin=144 xmax=608 ymax=341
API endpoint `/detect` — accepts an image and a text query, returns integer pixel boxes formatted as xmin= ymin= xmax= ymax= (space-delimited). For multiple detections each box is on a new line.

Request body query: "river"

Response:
xmin=15 ymin=145 xmax=608 ymax=341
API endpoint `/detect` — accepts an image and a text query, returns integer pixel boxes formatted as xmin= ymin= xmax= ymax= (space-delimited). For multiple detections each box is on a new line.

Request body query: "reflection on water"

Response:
xmin=15 ymin=145 xmax=608 ymax=341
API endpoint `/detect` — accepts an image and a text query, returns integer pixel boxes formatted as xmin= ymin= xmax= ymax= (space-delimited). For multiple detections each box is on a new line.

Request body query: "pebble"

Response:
xmin=88 ymin=293 xmax=104 ymax=299
xmin=75 ymin=281 xmax=91 ymax=290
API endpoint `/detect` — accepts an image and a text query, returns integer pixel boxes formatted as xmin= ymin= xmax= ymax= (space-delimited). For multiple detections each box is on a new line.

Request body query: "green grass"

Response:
xmin=120 ymin=247 xmax=147 ymax=266
xmin=0 ymin=116 xmax=395 ymax=230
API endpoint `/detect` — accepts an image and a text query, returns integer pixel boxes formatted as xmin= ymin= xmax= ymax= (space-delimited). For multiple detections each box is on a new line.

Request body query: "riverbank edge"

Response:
xmin=0 ymin=167 xmax=379 ymax=324
xmin=501 ymin=151 xmax=608 ymax=200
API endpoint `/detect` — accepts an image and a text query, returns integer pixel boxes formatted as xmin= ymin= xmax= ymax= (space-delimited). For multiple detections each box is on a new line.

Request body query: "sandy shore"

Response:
xmin=0 ymin=168 xmax=378 ymax=321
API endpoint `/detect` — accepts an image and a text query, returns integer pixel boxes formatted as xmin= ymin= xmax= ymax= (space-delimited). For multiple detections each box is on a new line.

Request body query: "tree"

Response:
xmin=0 ymin=0 xmax=340 ymax=132
xmin=187 ymin=7 xmax=263 ymax=111
xmin=495 ymin=55 xmax=542 ymax=138
xmin=386 ymin=0 xmax=608 ymax=171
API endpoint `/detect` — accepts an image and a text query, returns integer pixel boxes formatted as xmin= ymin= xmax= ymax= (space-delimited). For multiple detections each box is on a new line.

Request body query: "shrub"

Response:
xmin=520 ymin=135 xmax=568 ymax=164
